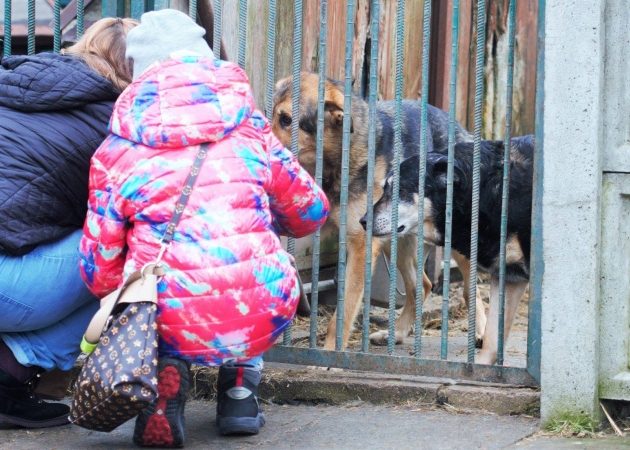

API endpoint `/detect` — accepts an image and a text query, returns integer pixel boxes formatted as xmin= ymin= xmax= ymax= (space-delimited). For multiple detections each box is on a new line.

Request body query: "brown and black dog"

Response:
xmin=272 ymin=72 xmax=486 ymax=351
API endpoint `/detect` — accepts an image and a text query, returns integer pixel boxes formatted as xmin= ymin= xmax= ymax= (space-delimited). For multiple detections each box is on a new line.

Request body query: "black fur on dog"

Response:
xmin=369 ymin=135 xmax=535 ymax=364
xmin=372 ymin=135 xmax=533 ymax=281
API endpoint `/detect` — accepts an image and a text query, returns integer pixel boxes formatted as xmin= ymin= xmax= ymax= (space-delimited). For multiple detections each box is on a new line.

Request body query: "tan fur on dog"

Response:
xmin=272 ymin=72 xmax=482 ymax=350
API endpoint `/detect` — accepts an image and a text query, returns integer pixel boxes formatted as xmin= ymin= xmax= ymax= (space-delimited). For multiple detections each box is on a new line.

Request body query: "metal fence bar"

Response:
xmin=387 ymin=0 xmax=405 ymax=355
xmin=527 ymin=0 xmax=545 ymax=383
xmin=335 ymin=0 xmax=356 ymax=351
xmin=361 ymin=0 xmax=380 ymax=353
xmin=53 ymin=0 xmax=61 ymax=53
xmin=263 ymin=4 xmax=278 ymax=352
xmin=267 ymin=346 xmax=538 ymax=387
xmin=3 ymin=0 xmax=10 ymax=57
xmin=2 ymin=0 xmax=11 ymax=57
xmin=469 ymin=0 xmax=488 ymax=363
xmin=27 ymin=0 xmax=35 ymax=54
xmin=189 ymin=0 xmax=197 ymax=21
xmin=264 ymin=0 xmax=276 ymax=121
xmin=212 ymin=0 xmax=222 ymax=59
xmin=77 ymin=0 xmax=85 ymax=38
xmin=310 ymin=0 xmax=328 ymax=349
xmin=441 ymin=0 xmax=462 ymax=361
xmin=284 ymin=0 xmax=304 ymax=346
xmin=496 ymin=0 xmax=517 ymax=367
xmin=264 ymin=1 xmax=281 ymax=351
xmin=237 ymin=0 xmax=247 ymax=69
xmin=130 ymin=0 xmax=146 ymax=20
xmin=102 ymin=0 xmax=125 ymax=18
xmin=414 ymin=0 xmax=432 ymax=358
xmin=153 ymin=0 xmax=171 ymax=9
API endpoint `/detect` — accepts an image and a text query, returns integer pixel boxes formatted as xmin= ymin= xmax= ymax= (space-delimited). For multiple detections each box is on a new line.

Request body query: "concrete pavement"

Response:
xmin=1 ymin=401 xmax=539 ymax=450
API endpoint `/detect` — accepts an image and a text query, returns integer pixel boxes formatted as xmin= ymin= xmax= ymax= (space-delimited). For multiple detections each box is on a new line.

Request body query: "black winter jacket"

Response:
xmin=0 ymin=52 xmax=119 ymax=255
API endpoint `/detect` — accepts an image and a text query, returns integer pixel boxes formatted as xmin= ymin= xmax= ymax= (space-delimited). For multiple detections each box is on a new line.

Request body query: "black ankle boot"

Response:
xmin=0 ymin=369 xmax=70 ymax=428
xmin=216 ymin=366 xmax=265 ymax=435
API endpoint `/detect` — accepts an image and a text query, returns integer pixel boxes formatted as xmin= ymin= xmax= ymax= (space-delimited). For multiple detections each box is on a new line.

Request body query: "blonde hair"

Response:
xmin=62 ymin=17 xmax=138 ymax=92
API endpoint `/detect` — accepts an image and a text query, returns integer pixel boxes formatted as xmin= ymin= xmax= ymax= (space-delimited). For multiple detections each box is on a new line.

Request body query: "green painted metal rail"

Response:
xmin=3 ymin=0 xmax=11 ymax=56
xmin=386 ymin=0 xmax=405 ymax=355
xmin=212 ymin=0 xmax=222 ymax=59
xmin=264 ymin=0 xmax=276 ymax=123
xmin=528 ymin=0 xmax=545 ymax=384
xmin=236 ymin=0 xmax=246 ymax=69
xmin=310 ymin=0 xmax=327 ymax=349
xmin=27 ymin=0 xmax=35 ymax=54
xmin=469 ymin=0 xmax=488 ymax=366
xmin=283 ymin=0 xmax=303 ymax=346
xmin=414 ymin=0 xmax=432 ymax=358
xmin=130 ymin=0 xmax=146 ymax=20
xmin=102 ymin=0 xmax=124 ymax=18
xmin=442 ymin=0 xmax=462 ymax=361
xmin=335 ymin=0 xmax=356 ymax=351
xmin=361 ymin=0 xmax=379 ymax=354
xmin=266 ymin=346 xmax=538 ymax=387
xmin=497 ymin=0 xmax=518 ymax=367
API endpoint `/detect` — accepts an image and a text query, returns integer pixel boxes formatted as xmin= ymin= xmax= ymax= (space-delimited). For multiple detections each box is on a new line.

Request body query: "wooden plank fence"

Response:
xmin=1 ymin=0 xmax=538 ymax=134
xmin=220 ymin=0 xmax=538 ymax=136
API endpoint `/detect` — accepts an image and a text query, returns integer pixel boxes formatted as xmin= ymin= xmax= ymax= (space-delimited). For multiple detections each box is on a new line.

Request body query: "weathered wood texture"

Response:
xmin=61 ymin=1 xmax=538 ymax=136
xmin=431 ymin=0 xmax=538 ymax=135
xmin=216 ymin=0 xmax=537 ymax=136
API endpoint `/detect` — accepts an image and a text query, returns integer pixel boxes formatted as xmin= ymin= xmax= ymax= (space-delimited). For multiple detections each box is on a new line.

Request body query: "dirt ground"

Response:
xmin=288 ymin=275 xmax=530 ymax=368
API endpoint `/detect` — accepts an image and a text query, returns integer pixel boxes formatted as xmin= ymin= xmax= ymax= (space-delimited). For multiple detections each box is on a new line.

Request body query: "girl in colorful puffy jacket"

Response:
xmin=79 ymin=9 xmax=329 ymax=448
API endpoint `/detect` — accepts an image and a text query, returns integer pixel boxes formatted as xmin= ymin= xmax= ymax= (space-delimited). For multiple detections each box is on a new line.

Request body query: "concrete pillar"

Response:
xmin=597 ymin=0 xmax=630 ymax=402
xmin=540 ymin=0 xmax=605 ymax=423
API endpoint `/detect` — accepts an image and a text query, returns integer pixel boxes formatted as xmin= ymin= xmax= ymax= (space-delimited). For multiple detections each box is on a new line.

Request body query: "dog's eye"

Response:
xmin=279 ymin=113 xmax=292 ymax=129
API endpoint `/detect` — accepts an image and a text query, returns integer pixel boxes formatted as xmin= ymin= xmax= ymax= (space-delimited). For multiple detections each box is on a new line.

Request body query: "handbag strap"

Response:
xmin=156 ymin=143 xmax=209 ymax=263
xmin=80 ymin=144 xmax=210 ymax=354
xmin=82 ymin=264 xmax=164 ymax=352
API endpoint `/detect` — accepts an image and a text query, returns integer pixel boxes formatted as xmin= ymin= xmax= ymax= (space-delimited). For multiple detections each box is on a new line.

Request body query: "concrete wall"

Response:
xmin=541 ymin=0 xmax=630 ymax=424
xmin=597 ymin=0 xmax=630 ymax=403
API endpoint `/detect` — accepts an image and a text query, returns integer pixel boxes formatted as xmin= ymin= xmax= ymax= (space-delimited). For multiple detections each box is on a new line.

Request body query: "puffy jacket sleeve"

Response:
xmin=265 ymin=126 xmax=329 ymax=238
xmin=79 ymin=141 xmax=129 ymax=297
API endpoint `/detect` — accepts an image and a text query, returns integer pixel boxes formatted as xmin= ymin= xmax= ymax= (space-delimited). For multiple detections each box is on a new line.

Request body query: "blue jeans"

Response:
xmin=0 ymin=230 xmax=98 ymax=371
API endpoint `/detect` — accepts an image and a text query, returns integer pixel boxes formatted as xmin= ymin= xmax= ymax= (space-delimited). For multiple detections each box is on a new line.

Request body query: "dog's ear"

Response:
xmin=324 ymin=102 xmax=353 ymax=132
xmin=429 ymin=155 xmax=464 ymax=189
xmin=428 ymin=155 xmax=448 ymax=189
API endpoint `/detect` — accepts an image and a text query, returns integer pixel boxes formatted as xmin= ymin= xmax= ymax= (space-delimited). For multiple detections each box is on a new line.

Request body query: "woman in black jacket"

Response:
xmin=0 ymin=17 xmax=137 ymax=428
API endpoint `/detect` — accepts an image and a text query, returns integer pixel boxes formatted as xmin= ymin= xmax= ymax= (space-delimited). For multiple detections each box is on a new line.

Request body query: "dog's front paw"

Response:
xmin=476 ymin=350 xmax=497 ymax=365
xmin=369 ymin=330 xmax=403 ymax=346
xmin=369 ymin=330 xmax=389 ymax=346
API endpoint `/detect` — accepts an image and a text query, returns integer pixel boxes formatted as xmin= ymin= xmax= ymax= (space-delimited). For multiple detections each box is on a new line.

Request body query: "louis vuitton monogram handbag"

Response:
xmin=70 ymin=143 xmax=210 ymax=432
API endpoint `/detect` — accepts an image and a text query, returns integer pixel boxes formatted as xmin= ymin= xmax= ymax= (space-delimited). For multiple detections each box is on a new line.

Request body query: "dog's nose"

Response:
xmin=359 ymin=215 xmax=367 ymax=230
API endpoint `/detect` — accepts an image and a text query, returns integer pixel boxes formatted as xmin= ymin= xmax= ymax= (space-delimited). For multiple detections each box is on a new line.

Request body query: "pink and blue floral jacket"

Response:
xmin=79 ymin=55 xmax=329 ymax=365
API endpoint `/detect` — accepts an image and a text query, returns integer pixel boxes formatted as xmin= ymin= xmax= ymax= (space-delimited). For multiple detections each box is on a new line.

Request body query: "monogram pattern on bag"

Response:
xmin=70 ymin=303 xmax=159 ymax=432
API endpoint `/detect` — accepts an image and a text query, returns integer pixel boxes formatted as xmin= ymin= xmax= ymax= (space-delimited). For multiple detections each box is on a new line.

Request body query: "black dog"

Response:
xmin=369 ymin=135 xmax=534 ymax=364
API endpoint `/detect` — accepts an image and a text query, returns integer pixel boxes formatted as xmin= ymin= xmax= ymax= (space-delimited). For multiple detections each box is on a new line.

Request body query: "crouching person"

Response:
xmin=79 ymin=9 xmax=329 ymax=448
xmin=0 ymin=17 xmax=137 ymax=428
